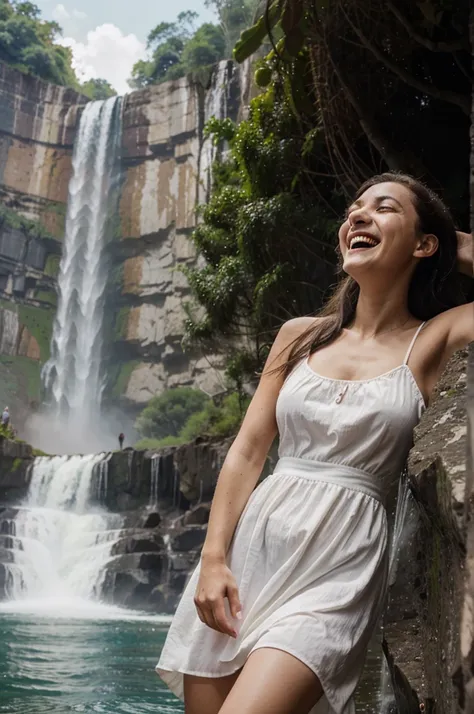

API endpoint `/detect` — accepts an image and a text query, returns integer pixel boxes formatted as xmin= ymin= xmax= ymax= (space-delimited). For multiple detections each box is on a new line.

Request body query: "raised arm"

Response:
xmin=194 ymin=317 xmax=313 ymax=637
xmin=441 ymin=231 xmax=474 ymax=355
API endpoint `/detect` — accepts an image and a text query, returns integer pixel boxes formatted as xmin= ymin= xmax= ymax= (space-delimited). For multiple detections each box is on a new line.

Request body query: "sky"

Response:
xmin=34 ymin=0 xmax=218 ymax=94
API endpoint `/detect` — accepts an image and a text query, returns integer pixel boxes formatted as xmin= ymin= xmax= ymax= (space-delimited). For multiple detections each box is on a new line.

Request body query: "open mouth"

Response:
xmin=348 ymin=234 xmax=380 ymax=251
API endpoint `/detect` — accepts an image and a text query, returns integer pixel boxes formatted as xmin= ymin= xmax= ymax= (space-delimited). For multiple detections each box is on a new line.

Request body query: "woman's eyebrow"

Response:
xmin=345 ymin=195 xmax=403 ymax=216
xmin=375 ymin=194 xmax=403 ymax=208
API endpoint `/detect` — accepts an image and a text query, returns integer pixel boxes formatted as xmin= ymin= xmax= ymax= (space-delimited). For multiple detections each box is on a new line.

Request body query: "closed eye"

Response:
xmin=377 ymin=205 xmax=394 ymax=212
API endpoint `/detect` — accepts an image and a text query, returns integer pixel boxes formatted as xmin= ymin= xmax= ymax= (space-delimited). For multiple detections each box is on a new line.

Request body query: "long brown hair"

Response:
xmin=279 ymin=172 xmax=464 ymax=378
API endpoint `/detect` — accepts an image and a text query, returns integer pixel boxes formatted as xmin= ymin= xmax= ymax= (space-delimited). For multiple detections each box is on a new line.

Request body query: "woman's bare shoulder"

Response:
xmin=278 ymin=316 xmax=321 ymax=343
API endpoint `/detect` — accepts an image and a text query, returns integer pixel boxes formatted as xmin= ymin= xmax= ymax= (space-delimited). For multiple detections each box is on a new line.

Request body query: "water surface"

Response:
xmin=0 ymin=611 xmax=381 ymax=713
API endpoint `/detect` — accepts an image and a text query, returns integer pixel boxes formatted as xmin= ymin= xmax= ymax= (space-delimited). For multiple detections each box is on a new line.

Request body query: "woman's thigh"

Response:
xmin=183 ymin=670 xmax=241 ymax=714
xmin=218 ymin=647 xmax=323 ymax=714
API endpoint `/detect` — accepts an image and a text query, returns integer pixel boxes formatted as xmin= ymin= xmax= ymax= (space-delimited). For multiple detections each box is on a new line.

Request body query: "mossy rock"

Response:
xmin=110 ymin=360 xmax=140 ymax=398
xmin=18 ymin=304 xmax=54 ymax=363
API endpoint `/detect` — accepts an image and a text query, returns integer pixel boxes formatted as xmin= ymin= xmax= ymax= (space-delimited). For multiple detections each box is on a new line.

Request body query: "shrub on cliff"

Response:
xmin=135 ymin=387 xmax=210 ymax=441
xmin=134 ymin=390 xmax=251 ymax=449
xmin=182 ymin=87 xmax=340 ymax=385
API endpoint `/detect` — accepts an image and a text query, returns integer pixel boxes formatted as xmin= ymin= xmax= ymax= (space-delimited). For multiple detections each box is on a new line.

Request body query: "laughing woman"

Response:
xmin=157 ymin=173 xmax=473 ymax=714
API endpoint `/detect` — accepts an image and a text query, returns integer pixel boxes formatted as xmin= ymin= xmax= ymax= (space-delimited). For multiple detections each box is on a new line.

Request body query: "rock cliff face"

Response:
xmin=0 ymin=61 xmax=242 ymax=418
xmin=383 ymin=350 xmax=468 ymax=712
xmin=111 ymin=61 xmax=241 ymax=406
xmin=0 ymin=63 xmax=87 ymax=418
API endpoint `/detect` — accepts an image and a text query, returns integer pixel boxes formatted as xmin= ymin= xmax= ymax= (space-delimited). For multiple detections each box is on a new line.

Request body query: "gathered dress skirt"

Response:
xmin=157 ymin=456 xmax=389 ymax=714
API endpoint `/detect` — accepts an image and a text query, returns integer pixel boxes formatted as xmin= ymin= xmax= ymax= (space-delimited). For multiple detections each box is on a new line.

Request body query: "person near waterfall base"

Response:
xmin=2 ymin=407 xmax=9 ymax=427
xmin=156 ymin=173 xmax=474 ymax=714
xmin=118 ymin=433 xmax=124 ymax=450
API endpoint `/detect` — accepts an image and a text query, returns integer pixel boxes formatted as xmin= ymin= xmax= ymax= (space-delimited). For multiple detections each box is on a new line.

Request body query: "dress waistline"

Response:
xmin=274 ymin=456 xmax=384 ymax=505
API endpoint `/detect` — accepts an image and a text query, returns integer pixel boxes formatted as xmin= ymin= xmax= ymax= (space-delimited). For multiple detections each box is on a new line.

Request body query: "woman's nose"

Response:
xmin=349 ymin=210 xmax=370 ymax=227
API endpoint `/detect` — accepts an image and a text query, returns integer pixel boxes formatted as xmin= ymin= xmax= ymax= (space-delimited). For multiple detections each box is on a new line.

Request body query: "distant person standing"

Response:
xmin=1 ymin=407 xmax=9 ymax=427
xmin=118 ymin=433 xmax=124 ymax=450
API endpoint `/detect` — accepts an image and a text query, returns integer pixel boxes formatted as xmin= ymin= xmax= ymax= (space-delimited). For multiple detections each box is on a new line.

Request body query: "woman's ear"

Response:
xmin=413 ymin=233 xmax=439 ymax=259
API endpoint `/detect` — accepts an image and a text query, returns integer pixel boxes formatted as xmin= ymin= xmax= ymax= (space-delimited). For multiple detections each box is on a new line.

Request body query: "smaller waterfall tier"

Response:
xmin=2 ymin=454 xmax=124 ymax=606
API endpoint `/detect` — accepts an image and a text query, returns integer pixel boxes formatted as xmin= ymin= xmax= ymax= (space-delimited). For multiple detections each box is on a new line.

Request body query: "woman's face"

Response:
xmin=338 ymin=181 xmax=437 ymax=280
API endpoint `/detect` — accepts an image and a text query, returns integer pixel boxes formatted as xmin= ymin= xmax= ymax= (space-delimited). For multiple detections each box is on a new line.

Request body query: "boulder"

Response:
xmin=171 ymin=526 xmax=207 ymax=552
xmin=183 ymin=503 xmax=211 ymax=525
xmin=110 ymin=532 xmax=165 ymax=556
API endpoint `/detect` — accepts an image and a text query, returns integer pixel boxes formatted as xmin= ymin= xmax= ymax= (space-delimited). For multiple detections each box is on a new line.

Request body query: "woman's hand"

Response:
xmin=194 ymin=555 xmax=242 ymax=638
xmin=456 ymin=230 xmax=473 ymax=277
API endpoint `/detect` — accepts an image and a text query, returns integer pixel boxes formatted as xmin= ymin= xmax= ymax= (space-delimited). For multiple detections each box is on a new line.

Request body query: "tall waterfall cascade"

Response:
xmin=0 ymin=454 xmax=124 ymax=613
xmin=42 ymin=97 xmax=123 ymax=454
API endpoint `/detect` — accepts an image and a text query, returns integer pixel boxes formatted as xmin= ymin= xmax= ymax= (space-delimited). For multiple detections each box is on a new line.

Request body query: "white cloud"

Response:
xmin=60 ymin=24 xmax=146 ymax=95
xmin=52 ymin=4 xmax=87 ymax=37
xmin=52 ymin=3 xmax=87 ymax=21
xmin=52 ymin=3 xmax=70 ymax=22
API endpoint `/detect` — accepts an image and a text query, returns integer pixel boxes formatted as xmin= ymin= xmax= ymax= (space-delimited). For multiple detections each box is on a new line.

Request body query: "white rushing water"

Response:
xmin=1 ymin=455 xmax=123 ymax=613
xmin=378 ymin=472 xmax=418 ymax=711
xmin=42 ymin=97 xmax=123 ymax=453
xmin=198 ymin=61 xmax=230 ymax=204
xmin=150 ymin=455 xmax=161 ymax=507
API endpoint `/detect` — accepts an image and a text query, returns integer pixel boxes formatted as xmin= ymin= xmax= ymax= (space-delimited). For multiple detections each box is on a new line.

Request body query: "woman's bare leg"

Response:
xmin=218 ymin=648 xmax=324 ymax=714
xmin=183 ymin=670 xmax=241 ymax=714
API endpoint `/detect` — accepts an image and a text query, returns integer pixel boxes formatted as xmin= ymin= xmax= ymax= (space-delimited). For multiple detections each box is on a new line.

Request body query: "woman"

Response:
xmin=157 ymin=173 xmax=474 ymax=714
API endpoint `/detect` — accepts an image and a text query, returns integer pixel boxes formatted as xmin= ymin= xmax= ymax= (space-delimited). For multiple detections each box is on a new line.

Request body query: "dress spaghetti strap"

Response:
xmin=403 ymin=321 xmax=426 ymax=366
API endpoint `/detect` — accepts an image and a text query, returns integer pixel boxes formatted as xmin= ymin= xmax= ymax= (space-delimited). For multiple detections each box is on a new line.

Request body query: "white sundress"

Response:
xmin=157 ymin=323 xmax=426 ymax=714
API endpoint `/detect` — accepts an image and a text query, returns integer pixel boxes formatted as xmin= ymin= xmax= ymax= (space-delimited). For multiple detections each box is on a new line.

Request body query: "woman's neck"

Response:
xmin=351 ymin=287 xmax=417 ymax=338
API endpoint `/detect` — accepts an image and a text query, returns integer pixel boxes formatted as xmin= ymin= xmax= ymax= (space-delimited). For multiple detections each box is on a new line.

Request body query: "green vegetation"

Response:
xmin=80 ymin=78 xmax=116 ymax=100
xmin=136 ymin=386 xmax=210 ymax=440
xmin=183 ymin=93 xmax=339 ymax=384
xmin=34 ymin=287 xmax=57 ymax=307
xmin=128 ymin=1 xmax=258 ymax=88
xmin=18 ymin=303 xmax=54 ymax=362
xmin=134 ymin=387 xmax=251 ymax=449
xmin=0 ymin=420 xmax=15 ymax=439
xmin=32 ymin=447 xmax=48 ymax=456
xmin=134 ymin=435 xmax=186 ymax=450
xmin=111 ymin=360 xmax=140 ymax=398
xmin=182 ymin=0 xmax=470 ymax=387
xmin=14 ymin=355 xmax=41 ymax=399
xmin=113 ymin=306 xmax=130 ymax=341
xmin=0 ymin=353 xmax=40 ymax=428
xmin=0 ymin=201 xmax=54 ymax=240
xmin=44 ymin=254 xmax=60 ymax=278
xmin=0 ymin=1 xmax=113 ymax=93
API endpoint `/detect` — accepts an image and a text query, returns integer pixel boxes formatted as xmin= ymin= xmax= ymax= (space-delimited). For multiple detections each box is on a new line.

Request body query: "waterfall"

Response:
xmin=378 ymin=472 xmax=418 ymax=712
xmin=96 ymin=454 xmax=111 ymax=505
xmin=198 ymin=61 xmax=230 ymax=204
xmin=2 ymin=454 xmax=123 ymax=607
xmin=388 ymin=473 xmax=413 ymax=587
xmin=150 ymin=455 xmax=160 ymax=507
xmin=172 ymin=462 xmax=180 ymax=509
xmin=42 ymin=97 xmax=123 ymax=453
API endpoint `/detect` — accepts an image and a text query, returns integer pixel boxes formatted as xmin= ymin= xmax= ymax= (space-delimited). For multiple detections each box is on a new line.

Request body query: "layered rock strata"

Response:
xmin=0 ymin=63 xmax=88 ymax=414
xmin=112 ymin=61 xmax=241 ymax=405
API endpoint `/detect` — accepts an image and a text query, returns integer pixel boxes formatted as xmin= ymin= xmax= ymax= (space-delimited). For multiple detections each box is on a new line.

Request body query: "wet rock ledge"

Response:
xmin=385 ymin=349 xmax=468 ymax=713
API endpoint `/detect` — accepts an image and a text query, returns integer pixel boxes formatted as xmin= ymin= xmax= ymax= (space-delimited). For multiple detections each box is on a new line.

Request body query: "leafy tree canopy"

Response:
xmin=135 ymin=387 xmax=210 ymax=440
xmin=128 ymin=1 xmax=259 ymax=88
xmin=0 ymin=0 xmax=114 ymax=93
xmin=80 ymin=78 xmax=117 ymax=100
xmin=183 ymin=0 xmax=470 ymax=388
xmin=134 ymin=389 xmax=251 ymax=448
